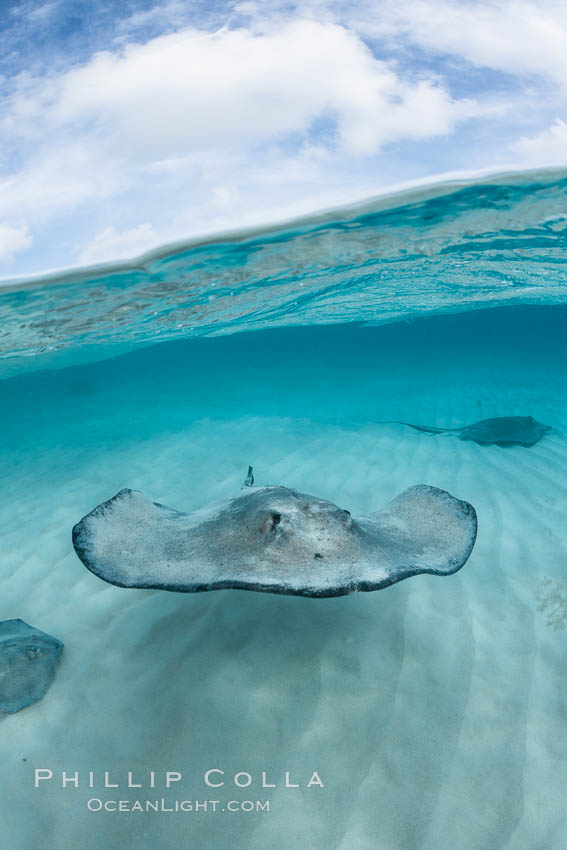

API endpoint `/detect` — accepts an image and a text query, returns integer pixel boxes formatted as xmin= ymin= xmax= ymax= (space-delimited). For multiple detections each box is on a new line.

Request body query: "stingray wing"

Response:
xmin=362 ymin=484 xmax=477 ymax=585
xmin=72 ymin=488 xmax=195 ymax=590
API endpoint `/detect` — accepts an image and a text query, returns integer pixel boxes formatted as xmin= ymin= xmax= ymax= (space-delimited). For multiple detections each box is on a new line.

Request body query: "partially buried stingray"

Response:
xmin=379 ymin=416 xmax=550 ymax=448
xmin=72 ymin=482 xmax=477 ymax=598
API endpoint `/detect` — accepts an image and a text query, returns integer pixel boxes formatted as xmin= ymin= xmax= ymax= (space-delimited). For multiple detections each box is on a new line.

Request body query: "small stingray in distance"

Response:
xmin=378 ymin=416 xmax=550 ymax=447
xmin=0 ymin=620 xmax=63 ymax=714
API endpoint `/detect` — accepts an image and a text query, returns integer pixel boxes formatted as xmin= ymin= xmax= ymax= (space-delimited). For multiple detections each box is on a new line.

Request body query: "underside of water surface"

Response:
xmin=1 ymin=170 xmax=567 ymax=850
xmin=2 ymin=166 xmax=567 ymax=375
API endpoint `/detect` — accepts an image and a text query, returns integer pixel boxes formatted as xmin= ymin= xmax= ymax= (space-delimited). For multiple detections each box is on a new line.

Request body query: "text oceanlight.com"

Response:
xmin=86 ymin=798 xmax=270 ymax=813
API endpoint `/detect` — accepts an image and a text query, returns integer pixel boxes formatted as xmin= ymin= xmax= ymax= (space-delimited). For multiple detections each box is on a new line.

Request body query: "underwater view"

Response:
xmin=1 ymin=169 xmax=567 ymax=849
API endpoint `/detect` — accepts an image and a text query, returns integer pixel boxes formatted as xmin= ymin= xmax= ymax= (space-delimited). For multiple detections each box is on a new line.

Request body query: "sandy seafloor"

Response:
xmin=1 ymin=305 xmax=566 ymax=850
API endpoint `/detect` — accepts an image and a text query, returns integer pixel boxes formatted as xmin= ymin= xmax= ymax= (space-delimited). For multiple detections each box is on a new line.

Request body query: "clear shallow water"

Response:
xmin=1 ymin=172 xmax=567 ymax=850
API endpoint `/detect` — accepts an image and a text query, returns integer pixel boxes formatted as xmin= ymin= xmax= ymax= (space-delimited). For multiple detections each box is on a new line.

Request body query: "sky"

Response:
xmin=1 ymin=0 xmax=567 ymax=277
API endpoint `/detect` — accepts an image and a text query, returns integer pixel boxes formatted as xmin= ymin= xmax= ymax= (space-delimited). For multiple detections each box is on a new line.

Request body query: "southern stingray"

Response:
xmin=0 ymin=619 xmax=63 ymax=713
xmin=72 ymin=478 xmax=477 ymax=598
xmin=379 ymin=416 xmax=550 ymax=447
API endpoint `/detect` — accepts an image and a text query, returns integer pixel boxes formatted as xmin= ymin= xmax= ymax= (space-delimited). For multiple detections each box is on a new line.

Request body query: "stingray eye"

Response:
xmin=341 ymin=508 xmax=353 ymax=530
xmin=261 ymin=511 xmax=282 ymax=533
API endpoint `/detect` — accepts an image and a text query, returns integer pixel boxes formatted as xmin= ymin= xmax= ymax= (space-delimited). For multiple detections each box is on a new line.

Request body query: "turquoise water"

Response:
xmin=2 ymin=167 xmax=567 ymax=375
xmin=1 ymin=170 xmax=567 ymax=849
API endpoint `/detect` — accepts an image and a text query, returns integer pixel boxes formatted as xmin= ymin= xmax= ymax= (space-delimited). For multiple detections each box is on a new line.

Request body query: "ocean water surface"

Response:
xmin=1 ymin=169 xmax=567 ymax=849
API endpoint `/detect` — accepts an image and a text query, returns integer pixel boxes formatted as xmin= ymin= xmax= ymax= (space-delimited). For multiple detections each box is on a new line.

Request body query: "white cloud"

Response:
xmin=45 ymin=20 xmax=470 ymax=157
xmin=1 ymin=20 xmax=473 ymax=189
xmin=77 ymin=223 xmax=158 ymax=264
xmin=512 ymin=119 xmax=567 ymax=165
xmin=0 ymin=143 xmax=125 ymax=222
xmin=25 ymin=2 xmax=58 ymax=22
xmin=0 ymin=223 xmax=32 ymax=261
xmin=117 ymin=0 xmax=190 ymax=35
xmin=339 ymin=0 xmax=567 ymax=88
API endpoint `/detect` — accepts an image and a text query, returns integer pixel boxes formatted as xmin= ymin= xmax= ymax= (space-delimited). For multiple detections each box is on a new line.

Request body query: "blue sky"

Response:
xmin=1 ymin=0 xmax=567 ymax=276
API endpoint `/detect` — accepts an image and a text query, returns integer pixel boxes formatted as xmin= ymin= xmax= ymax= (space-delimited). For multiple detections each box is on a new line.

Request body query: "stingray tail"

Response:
xmin=378 ymin=421 xmax=460 ymax=435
